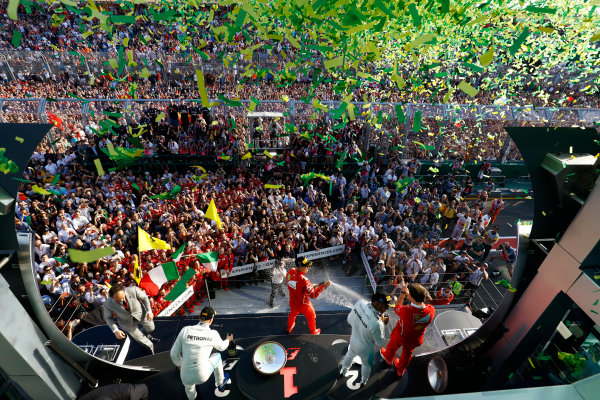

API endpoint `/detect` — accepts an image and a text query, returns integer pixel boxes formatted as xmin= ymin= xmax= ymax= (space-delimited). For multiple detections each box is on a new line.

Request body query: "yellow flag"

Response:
xmin=138 ymin=226 xmax=171 ymax=252
xmin=133 ymin=254 xmax=141 ymax=285
xmin=241 ymin=152 xmax=252 ymax=160
xmin=205 ymin=199 xmax=222 ymax=229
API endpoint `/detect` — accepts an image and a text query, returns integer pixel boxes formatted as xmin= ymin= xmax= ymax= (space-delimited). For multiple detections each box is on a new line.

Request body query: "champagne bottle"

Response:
xmin=227 ymin=336 xmax=237 ymax=358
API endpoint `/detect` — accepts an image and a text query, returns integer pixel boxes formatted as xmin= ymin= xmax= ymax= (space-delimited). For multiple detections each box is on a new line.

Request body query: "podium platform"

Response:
xmin=73 ymin=310 xmax=472 ymax=398
xmin=123 ymin=334 xmax=435 ymax=400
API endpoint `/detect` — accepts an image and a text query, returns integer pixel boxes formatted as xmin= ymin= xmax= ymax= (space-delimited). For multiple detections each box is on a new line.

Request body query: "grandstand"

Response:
xmin=0 ymin=1 xmax=599 ymax=400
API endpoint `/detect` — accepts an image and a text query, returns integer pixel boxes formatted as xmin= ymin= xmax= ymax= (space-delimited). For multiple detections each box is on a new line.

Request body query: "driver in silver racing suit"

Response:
xmin=339 ymin=292 xmax=390 ymax=387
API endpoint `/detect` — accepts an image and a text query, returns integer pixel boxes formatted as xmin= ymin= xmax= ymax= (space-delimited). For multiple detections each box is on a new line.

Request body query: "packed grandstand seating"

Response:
xmin=1 ymin=2 xmax=599 ymax=107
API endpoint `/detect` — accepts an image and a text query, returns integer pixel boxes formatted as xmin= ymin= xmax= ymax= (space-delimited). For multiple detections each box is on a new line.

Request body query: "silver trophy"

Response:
xmin=252 ymin=341 xmax=287 ymax=375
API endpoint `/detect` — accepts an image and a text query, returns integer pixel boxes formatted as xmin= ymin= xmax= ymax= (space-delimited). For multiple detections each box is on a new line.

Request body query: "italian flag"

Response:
xmin=197 ymin=251 xmax=219 ymax=272
xmin=172 ymin=242 xmax=187 ymax=262
xmin=139 ymin=262 xmax=180 ymax=296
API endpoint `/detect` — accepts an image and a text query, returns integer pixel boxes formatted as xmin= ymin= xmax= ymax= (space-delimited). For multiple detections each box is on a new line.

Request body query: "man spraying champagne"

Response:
xmin=286 ymin=257 xmax=331 ymax=334
xmin=340 ymin=292 xmax=390 ymax=387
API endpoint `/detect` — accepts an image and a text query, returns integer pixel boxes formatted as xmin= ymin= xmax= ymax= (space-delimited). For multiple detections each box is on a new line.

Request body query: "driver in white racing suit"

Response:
xmin=170 ymin=306 xmax=233 ymax=400
xmin=339 ymin=292 xmax=390 ymax=387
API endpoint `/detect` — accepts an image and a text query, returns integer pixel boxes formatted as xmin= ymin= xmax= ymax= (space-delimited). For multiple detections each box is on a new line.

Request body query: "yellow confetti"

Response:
xmin=195 ymin=69 xmax=210 ymax=108
xmin=14 ymin=136 xmax=24 ymax=143
xmin=7 ymin=0 xmax=19 ymax=20
xmin=93 ymin=159 xmax=105 ymax=176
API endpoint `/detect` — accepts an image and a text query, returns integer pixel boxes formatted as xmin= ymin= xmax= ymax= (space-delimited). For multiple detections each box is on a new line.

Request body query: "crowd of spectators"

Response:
xmin=19 ymin=100 xmax=513 ymax=339
xmin=2 ymin=2 xmax=536 ymax=340
xmin=4 ymin=1 xmax=597 ymax=168
xmin=1 ymin=2 xmax=598 ymax=110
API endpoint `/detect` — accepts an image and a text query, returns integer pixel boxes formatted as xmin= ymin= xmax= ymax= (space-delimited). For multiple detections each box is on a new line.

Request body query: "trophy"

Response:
xmin=252 ymin=341 xmax=287 ymax=375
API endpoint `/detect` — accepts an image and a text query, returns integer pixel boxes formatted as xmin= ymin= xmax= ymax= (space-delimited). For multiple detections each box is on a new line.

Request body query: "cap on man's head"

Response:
xmin=372 ymin=292 xmax=391 ymax=307
xmin=199 ymin=306 xmax=216 ymax=321
xmin=295 ymin=257 xmax=312 ymax=268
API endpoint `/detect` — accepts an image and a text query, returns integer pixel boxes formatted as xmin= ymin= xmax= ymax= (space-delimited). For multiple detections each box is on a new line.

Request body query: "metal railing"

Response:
xmin=2 ymin=97 xmax=599 ymax=161
xmin=1 ymin=50 xmax=282 ymax=81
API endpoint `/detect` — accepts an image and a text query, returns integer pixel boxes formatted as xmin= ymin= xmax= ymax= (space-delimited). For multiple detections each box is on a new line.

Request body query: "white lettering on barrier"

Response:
xmin=158 ymin=285 xmax=195 ymax=316
xmin=361 ymin=250 xmax=377 ymax=293
xmin=223 ymin=245 xmax=346 ymax=278
xmin=159 ymin=245 xmax=348 ymax=316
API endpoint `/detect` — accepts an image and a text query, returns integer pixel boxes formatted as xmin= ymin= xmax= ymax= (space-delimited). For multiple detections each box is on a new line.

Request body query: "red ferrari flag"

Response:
xmin=47 ymin=112 xmax=63 ymax=130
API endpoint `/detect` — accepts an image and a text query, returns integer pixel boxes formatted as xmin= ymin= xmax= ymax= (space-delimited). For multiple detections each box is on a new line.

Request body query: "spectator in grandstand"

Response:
xmin=481 ymin=225 xmax=500 ymax=262
xmin=431 ymin=284 xmax=454 ymax=306
xmin=467 ymin=236 xmax=486 ymax=262
xmin=450 ymin=209 xmax=472 ymax=241
xmin=489 ymin=195 xmax=504 ymax=224
xmin=495 ymin=242 xmax=517 ymax=279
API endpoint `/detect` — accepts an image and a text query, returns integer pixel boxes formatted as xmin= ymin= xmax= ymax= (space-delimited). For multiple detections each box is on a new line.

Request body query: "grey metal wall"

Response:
xmin=0 ymin=273 xmax=81 ymax=400
xmin=485 ymin=175 xmax=600 ymax=371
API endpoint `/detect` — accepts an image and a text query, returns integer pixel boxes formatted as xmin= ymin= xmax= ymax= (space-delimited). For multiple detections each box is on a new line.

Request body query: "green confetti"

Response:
xmin=395 ymin=104 xmax=406 ymax=124
xmin=412 ymin=110 xmax=422 ymax=133
xmin=7 ymin=0 xmax=19 ymax=20
xmin=509 ymin=27 xmax=530 ymax=55
xmin=408 ymin=4 xmax=422 ymax=27
xmin=51 ymin=174 xmax=60 ymax=186
xmin=11 ymin=30 xmax=22 ymax=47
xmin=458 ymin=81 xmax=480 ymax=97
xmin=525 ymin=6 xmax=557 ymax=14
xmin=479 ymin=48 xmax=495 ymax=67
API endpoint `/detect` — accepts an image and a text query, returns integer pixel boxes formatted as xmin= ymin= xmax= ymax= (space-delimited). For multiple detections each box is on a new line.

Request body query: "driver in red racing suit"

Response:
xmin=380 ymin=281 xmax=435 ymax=378
xmin=286 ymin=257 xmax=331 ymax=334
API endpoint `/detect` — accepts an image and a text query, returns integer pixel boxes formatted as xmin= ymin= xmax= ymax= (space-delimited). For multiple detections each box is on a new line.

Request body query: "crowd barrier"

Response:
xmin=361 ymin=249 xmax=378 ymax=293
xmin=158 ymin=244 xmax=346 ymax=316
xmin=221 ymin=244 xmax=346 ymax=278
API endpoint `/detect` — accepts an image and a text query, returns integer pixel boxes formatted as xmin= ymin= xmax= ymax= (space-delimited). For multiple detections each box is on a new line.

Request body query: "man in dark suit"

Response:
xmin=103 ymin=283 xmax=159 ymax=354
